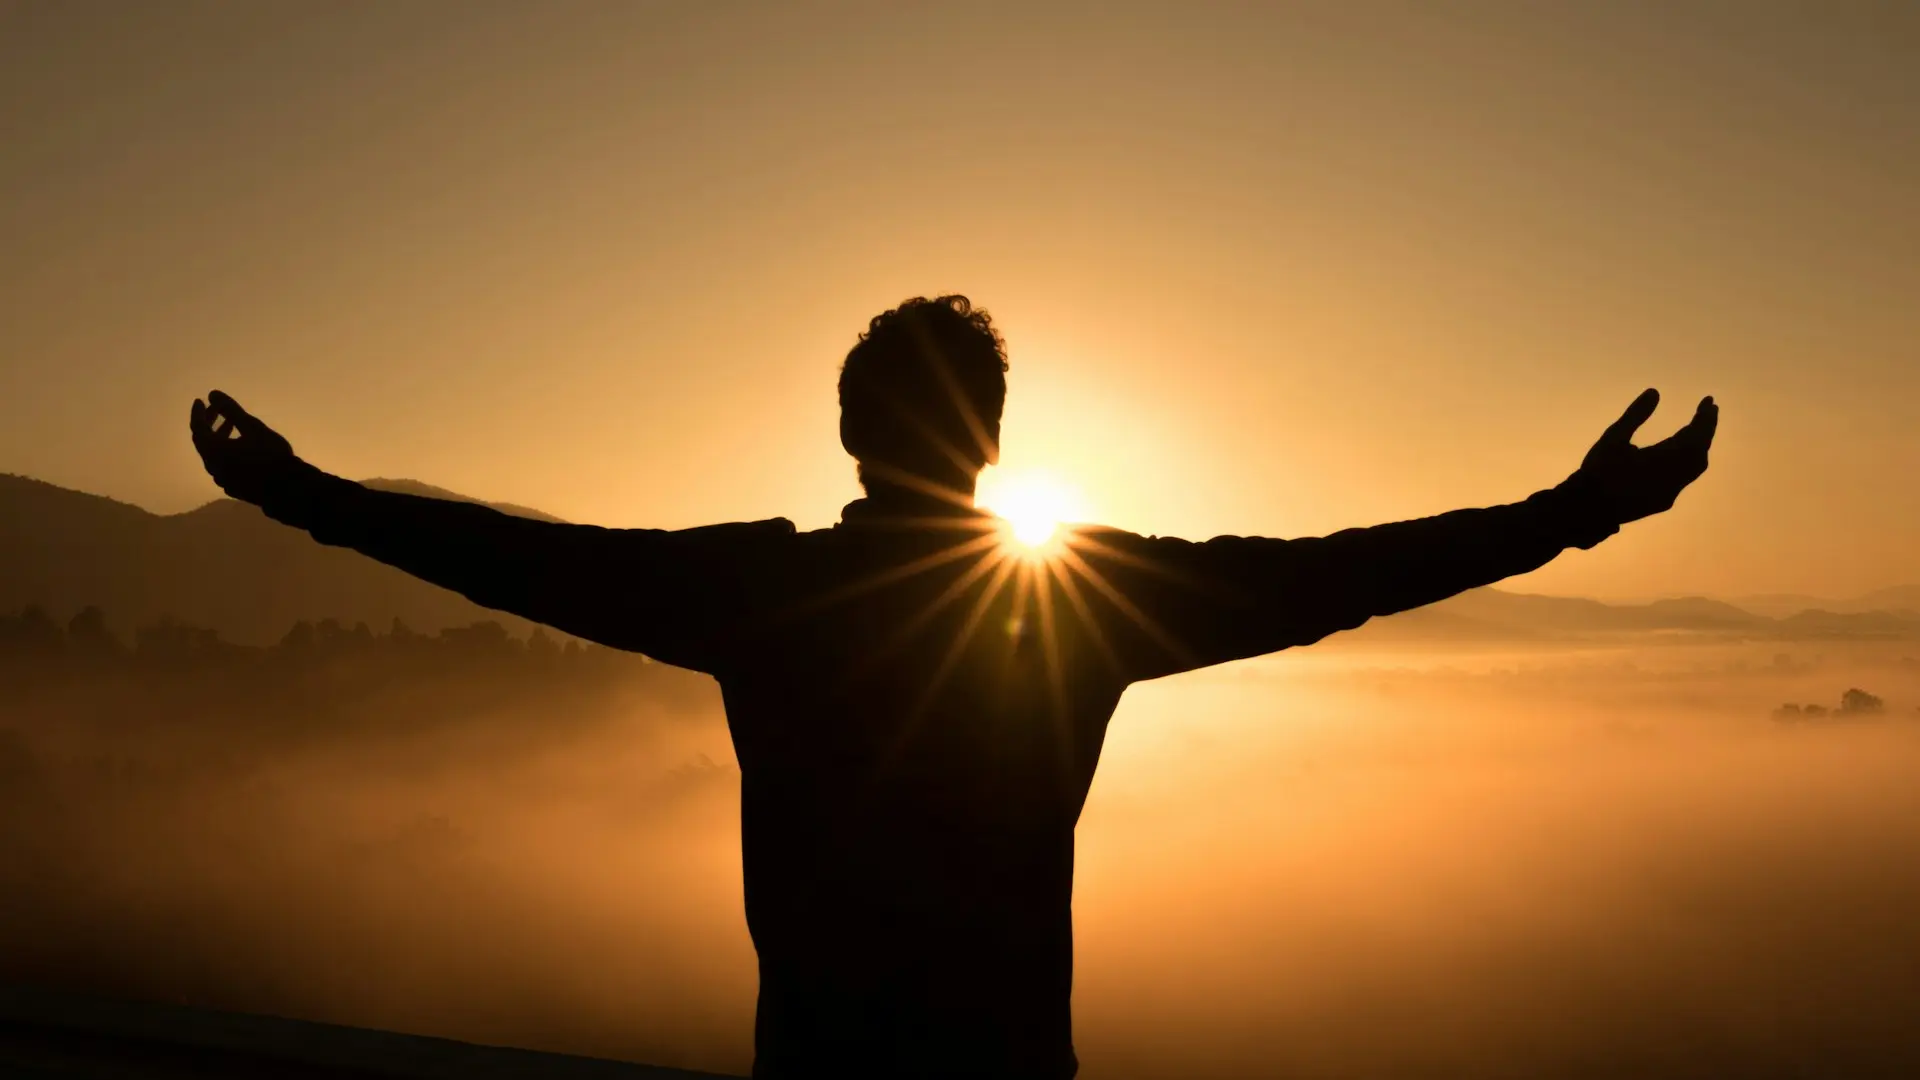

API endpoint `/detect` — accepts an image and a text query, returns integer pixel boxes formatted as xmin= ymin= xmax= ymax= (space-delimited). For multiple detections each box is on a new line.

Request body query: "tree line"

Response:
xmin=0 ymin=604 xmax=640 ymax=670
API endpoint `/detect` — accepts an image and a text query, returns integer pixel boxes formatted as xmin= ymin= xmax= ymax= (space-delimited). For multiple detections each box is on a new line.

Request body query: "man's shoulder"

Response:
xmin=1063 ymin=522 xmax=1181 ymax=558
xmin=649 ymin=518 xmax=801 ymax=572
xmin=669 ymin=517 xmax=800 ymax=541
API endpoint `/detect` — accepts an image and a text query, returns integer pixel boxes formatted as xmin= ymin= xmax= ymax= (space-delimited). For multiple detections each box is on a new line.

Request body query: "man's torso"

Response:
xmin=704 ymin=509 xmax=1128 ymax=1077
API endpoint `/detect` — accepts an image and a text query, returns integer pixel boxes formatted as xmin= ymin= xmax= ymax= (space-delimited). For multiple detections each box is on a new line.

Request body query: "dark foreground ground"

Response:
xmin=0 ymin=983 xmax=738 ymax=1080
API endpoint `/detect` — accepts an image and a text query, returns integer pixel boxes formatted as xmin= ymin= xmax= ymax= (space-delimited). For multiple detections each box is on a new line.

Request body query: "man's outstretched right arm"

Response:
xmin=189 ymin=390 xmax=773 ymax=668
xmin=1067 ymin=389 xmax=1718 ymax=682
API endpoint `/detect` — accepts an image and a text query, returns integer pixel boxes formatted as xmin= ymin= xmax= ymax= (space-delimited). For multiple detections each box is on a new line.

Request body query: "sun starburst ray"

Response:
xmin=774 ymin=527 xmax=1002 ymax=626
xmin=1046 ymin=557 xmax=1126 ymax=679
xmin=1054 ymin=545 xmax=1199 ymax=671
xmin=837 ymin=544 xmax=1015 ymax=687
xmin=1063 ymin=531 xmax=1209 ymax=588
xmin=914 ymin=331 xmax=1002 ymax=473
xmin=1030 ymin=559 xmax=1077 ymax=775
xmin=870 ymin=555 xmax=1026 ymax=775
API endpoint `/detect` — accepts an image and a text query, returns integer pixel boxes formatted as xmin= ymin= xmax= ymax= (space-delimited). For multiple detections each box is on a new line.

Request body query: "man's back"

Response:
xmin=712 ymin=504 xmax=1124 ymax=1078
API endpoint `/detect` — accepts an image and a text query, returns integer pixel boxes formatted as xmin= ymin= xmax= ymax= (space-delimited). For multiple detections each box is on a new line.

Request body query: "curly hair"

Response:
xmin=838 ymin=295 xmax=1009 ymax=490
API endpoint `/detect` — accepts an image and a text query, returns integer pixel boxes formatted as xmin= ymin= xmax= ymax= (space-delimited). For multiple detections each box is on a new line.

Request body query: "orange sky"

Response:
xmin=3 ymin=2 xmax=1915 ymax=601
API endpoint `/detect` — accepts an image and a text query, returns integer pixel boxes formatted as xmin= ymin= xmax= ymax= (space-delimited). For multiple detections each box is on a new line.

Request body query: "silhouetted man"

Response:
xmin=190 ymin=295 xmax=1716 ymax=1079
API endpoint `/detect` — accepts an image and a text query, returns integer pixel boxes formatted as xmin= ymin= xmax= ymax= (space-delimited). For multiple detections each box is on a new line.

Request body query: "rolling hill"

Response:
xmin=0 ymin=473 xmax=557 ymax=645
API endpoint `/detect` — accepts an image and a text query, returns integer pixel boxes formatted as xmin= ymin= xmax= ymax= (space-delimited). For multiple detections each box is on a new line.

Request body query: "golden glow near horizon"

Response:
xmin=978 ymin=467 xmax=1089 ymax=552
xmin=3 ymin=5 xmax=1918 ymax=600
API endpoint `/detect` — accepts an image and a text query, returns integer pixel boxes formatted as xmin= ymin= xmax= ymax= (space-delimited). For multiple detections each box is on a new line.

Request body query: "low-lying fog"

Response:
xmin=4 ymin=638 xmax=1919 ymax=1078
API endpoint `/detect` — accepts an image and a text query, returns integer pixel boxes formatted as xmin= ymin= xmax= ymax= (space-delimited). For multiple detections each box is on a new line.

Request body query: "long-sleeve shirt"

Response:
xmin=260 ymin=473 xmax=1621 ymax=1079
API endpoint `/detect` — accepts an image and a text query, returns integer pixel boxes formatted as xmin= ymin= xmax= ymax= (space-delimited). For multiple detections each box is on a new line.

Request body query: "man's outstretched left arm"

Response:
xmin=1075 ymin=389 xmax=1718 ymax=680
xmin=189 ymin=390 xmax=777 ymax=668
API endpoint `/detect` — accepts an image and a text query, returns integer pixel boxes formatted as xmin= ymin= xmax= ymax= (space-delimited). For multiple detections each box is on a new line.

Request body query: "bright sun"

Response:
xmin=976 ymin=468 xmax=1089 ymax=551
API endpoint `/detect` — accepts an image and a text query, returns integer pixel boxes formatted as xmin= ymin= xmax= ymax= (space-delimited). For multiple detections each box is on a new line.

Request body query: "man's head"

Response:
xmin=839 ymin=295 xmax=1008 ymax=500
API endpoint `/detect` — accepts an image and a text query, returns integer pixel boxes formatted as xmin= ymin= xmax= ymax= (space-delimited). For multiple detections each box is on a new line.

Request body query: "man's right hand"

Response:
xmin=189 ymin=390 xmax=317 ymax=509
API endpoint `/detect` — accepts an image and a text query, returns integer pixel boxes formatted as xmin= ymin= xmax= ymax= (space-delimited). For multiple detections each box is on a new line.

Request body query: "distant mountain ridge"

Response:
xmin=1733 ymin=586 xmax=1920 ymax=619
xmin=0 ymin=473 xmax=556 ymax=645
xmin=3 ymin=474 xmax=1916 ymax=646
xmin=1358 ymin=586 xmax=1920 ymax=643
xmin=358 ymin=477 xmax=569 ymax=523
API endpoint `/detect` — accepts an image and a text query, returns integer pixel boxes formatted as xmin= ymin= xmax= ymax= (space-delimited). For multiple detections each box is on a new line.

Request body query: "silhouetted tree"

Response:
xmin=527 ymin=627 xmax=560 ymax=661
xmin=1 ymin=605 xmax=63 ymax=652
xmin=1840 ymin=688 xmax=1885 ymax=715
xmin=439 ymin=620 xmax=515 ymax=655
xmin=315 ymin=618 xmax=349 ymax=650
xmin=66 ymin=605 xmax=123 ymax=656
xmin=136 ymin=616 xmax=224 ymax=663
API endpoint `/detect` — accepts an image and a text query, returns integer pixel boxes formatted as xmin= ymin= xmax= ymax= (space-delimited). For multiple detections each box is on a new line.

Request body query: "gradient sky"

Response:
xmin=3 ymin=1 xmax=1915 ymax=601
